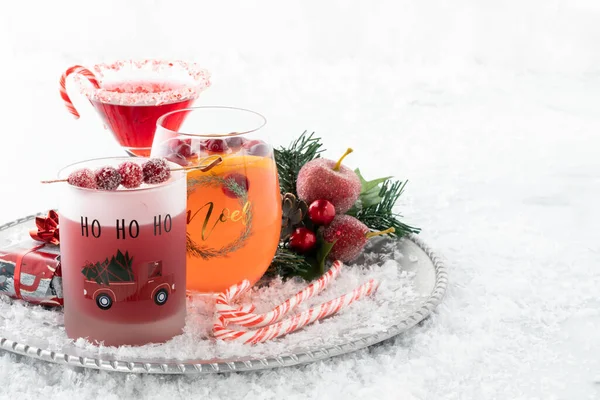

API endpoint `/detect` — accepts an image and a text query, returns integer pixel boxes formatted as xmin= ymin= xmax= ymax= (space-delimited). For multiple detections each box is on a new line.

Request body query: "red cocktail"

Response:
xmin=61 ymin=60 xmax=210 ymax=157
xmin=58 ymin=157 xmax=187 ymax=346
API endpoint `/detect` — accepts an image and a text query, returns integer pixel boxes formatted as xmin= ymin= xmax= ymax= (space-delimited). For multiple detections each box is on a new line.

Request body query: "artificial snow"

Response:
xmin=1 ymin=0 xmax=600 ymax=398
xmin=0 ymin=228 xmax=423 ymax=361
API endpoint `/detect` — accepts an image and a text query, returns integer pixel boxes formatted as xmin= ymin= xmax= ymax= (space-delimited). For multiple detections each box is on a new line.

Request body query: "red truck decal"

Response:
xmin=83 ymin=260 xmax=175 ymax=310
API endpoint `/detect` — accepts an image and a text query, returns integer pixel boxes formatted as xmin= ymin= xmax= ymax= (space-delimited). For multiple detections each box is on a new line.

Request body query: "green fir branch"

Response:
xmin=274 ymin=131 xmax=325 ymax=196
xmin=268 ymin=131 xmax=420 ymax=281
xmin=264 ymin=247 xmax=313 ymax=280
xmin=348 ymin=180 xmax=420 ymax=237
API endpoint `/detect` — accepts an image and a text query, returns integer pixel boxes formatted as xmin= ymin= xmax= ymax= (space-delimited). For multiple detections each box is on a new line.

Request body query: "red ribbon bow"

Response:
xmin=29 ymin=210 xmax=60 ymax=245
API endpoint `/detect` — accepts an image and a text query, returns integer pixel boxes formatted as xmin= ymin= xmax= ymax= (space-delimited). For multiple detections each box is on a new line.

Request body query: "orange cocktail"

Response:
xmin=185 ymin=153 xmax=281 ymax=292
xmin=152 ymin=107 xmax=282 ymax=293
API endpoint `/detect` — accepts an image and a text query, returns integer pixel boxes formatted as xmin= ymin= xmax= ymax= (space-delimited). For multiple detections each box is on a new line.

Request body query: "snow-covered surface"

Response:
xmin=1 ymin=0 xmax=600 ymax=398
xmin=0 ymin=230 xmax=426 ymax=361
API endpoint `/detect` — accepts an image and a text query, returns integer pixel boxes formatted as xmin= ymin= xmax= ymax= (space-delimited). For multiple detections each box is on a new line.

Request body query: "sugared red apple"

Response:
xmin=296 ymin=148 xmax=361 ymax=213
xmin=321 ymin=215 xmax=395 ymax=262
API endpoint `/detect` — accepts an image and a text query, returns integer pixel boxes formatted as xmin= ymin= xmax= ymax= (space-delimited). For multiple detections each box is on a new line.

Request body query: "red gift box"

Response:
xmin=0 ymin=211 xmax=63 ymax=307
xmin=0 ymin=242 xmax=62 ymax=307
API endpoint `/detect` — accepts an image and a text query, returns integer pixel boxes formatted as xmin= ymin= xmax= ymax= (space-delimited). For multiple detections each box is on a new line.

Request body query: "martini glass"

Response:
xmin=60 ymin=60 xmax=211 ymax=157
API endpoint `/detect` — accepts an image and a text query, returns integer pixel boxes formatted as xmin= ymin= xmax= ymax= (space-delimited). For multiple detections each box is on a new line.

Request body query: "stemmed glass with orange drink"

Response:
xmin=151 ymin=106 xmax=282 ymax=293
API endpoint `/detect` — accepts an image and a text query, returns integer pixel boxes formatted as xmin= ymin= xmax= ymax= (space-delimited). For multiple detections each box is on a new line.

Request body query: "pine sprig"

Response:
xmin=348 ymin=180 xmax=420 ymax=237
xmin=274 ymin=131 xmax=324 ymax=196
xmin=265 ymin=247 xmax=313 ymax=280
xmin=270 ymin=131 xmax=420 ymax=281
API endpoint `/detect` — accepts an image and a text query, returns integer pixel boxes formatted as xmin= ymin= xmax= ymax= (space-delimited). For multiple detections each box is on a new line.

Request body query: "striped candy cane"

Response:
xmin=59 ymin=65 xmax=100 ymax=119
xmin=213 ymin=279 xmax=379 ymax=345
xmin=215 ymin=260 xmax=343 ymax=327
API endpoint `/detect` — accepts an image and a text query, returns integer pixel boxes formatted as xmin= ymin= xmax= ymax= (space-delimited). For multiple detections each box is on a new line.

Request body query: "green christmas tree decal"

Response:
xmin=81 ymin=250 xmax=134 ymax=285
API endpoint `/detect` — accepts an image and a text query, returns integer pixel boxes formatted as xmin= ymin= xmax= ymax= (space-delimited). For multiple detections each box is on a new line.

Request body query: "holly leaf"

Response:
xmin=347 ymin=169 xmax=393 ymax=215
xmin=298 ymin=233 xmax=337 ymax=280
xmin=355 ymin=168 xmax=391 ymax=194
xmin=316 ymin=237 xmax=336 ymax=276
xmin=360 ymin=186 xmax=383 ymax=208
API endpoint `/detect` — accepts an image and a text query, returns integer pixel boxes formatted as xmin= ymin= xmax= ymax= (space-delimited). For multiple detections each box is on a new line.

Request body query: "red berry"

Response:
xmin=242 ymin=139 xmax=262 ymax=149
xmin=226 ymin=137 xmax=245 ymax=151
xmin=166 ymin=152 xmax=189 ymax=167
xmin=95 ymin=167 xmax=122 ymax=191
xmin=118 ymin=162 xmax=143 ymax=189
xmin=289 ymin=227 xmax=317 ymax=253
xmin=67 ymin=168 xmax=97 ymax=189
xmin=222 ymin=173 xmax=249 ymax=198
xmin=247 ymin=143 xmax=271 ymax=157
xmin=308 ymin=199 xmax=336 ymax=225
xmin=206 ymin=139 xmax=228 ymax=153
xmin=142 ymin=158 xmax=171 ymax=184
xmin=174 ymin=142 xmax=193 ymax=158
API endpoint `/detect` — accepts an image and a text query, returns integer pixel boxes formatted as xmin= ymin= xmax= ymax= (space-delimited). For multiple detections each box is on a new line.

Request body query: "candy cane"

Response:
xmin=213 ymin=279 xmax=379 ymax=344
xmin=215 ymin=260 xmax=343 ymax=327
xmin=59 ymin=65 xmax=100 ymax=119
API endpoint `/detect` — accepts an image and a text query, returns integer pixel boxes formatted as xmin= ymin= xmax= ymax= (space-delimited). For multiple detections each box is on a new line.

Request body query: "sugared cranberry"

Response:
xmin=206 ymin=139 xmax=228 ymax=153
xmin=222 ymin=173 xmax=249 ymax=198
xmin=142 ymin=158 xmax=171 ymax=184
xmin=67 ymin=168 xmax=96 ymax=189
xmin=166 ymin=153 xmax=189 ymax=167
xmin=247 ymin=143 xmax=271 ymax=157
xmin=242 ymin=139 xmax=262 ymax=149
xmin=95 ymin=167 xmax=122 ymax=191
xmin=174 ymin=143 xmax=193 ymax=158
xmin=226 ymin=137 xmax=245 ymax=151
xmin=118 ymin=161 xmax=143 ymax=189
xmin=169 ymin=138 xmax=191 ymax=149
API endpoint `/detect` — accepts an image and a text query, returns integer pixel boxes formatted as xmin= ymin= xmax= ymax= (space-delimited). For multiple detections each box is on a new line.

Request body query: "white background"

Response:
xmin=1 ymin=1 xmax=600 ymax=399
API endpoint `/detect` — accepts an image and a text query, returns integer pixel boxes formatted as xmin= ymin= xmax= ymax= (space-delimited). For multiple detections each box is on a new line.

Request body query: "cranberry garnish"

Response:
xmin=174 ymin=142 xmax=193 ymax=158
xmin=247 ymin=143 xmax=271 ymax=157
xmin=142 ymin=158 xmax=171 ymax=184
xmin=206 ymin=139 xmax=228 ymax=153
xmin=118 ymin=162 xmax=143 ymax=189
xmin=222 ymin=173 xmax=249 ymax=198
xmin=166 ymin=153 xmax=189 ymax=167
xmin=95 ymin=167 xmax=122 ymax=191
xmin=226 ymin=137 xmax=245 ymax=151
xmin=67 ymin=168 xmax=97 ymax=189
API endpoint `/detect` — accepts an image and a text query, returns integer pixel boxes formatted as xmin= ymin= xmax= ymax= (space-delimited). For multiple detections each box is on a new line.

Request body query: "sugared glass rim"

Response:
xmin=156 ymin=106 xmax=267 ymax=138
xmin=57 ymin=156 xmax=185 ymax=193
xmin=74 ymin=59 xmax=211 ymax=106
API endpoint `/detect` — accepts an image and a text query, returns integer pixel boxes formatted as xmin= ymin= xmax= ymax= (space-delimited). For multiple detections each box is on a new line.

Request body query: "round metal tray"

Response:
xmin=0 ymin=213 xmax=448 ymax=374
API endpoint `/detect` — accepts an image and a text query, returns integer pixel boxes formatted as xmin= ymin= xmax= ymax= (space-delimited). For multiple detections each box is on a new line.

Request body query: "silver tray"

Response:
xmin=0 ymin=213 xmax=448 ymax=374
